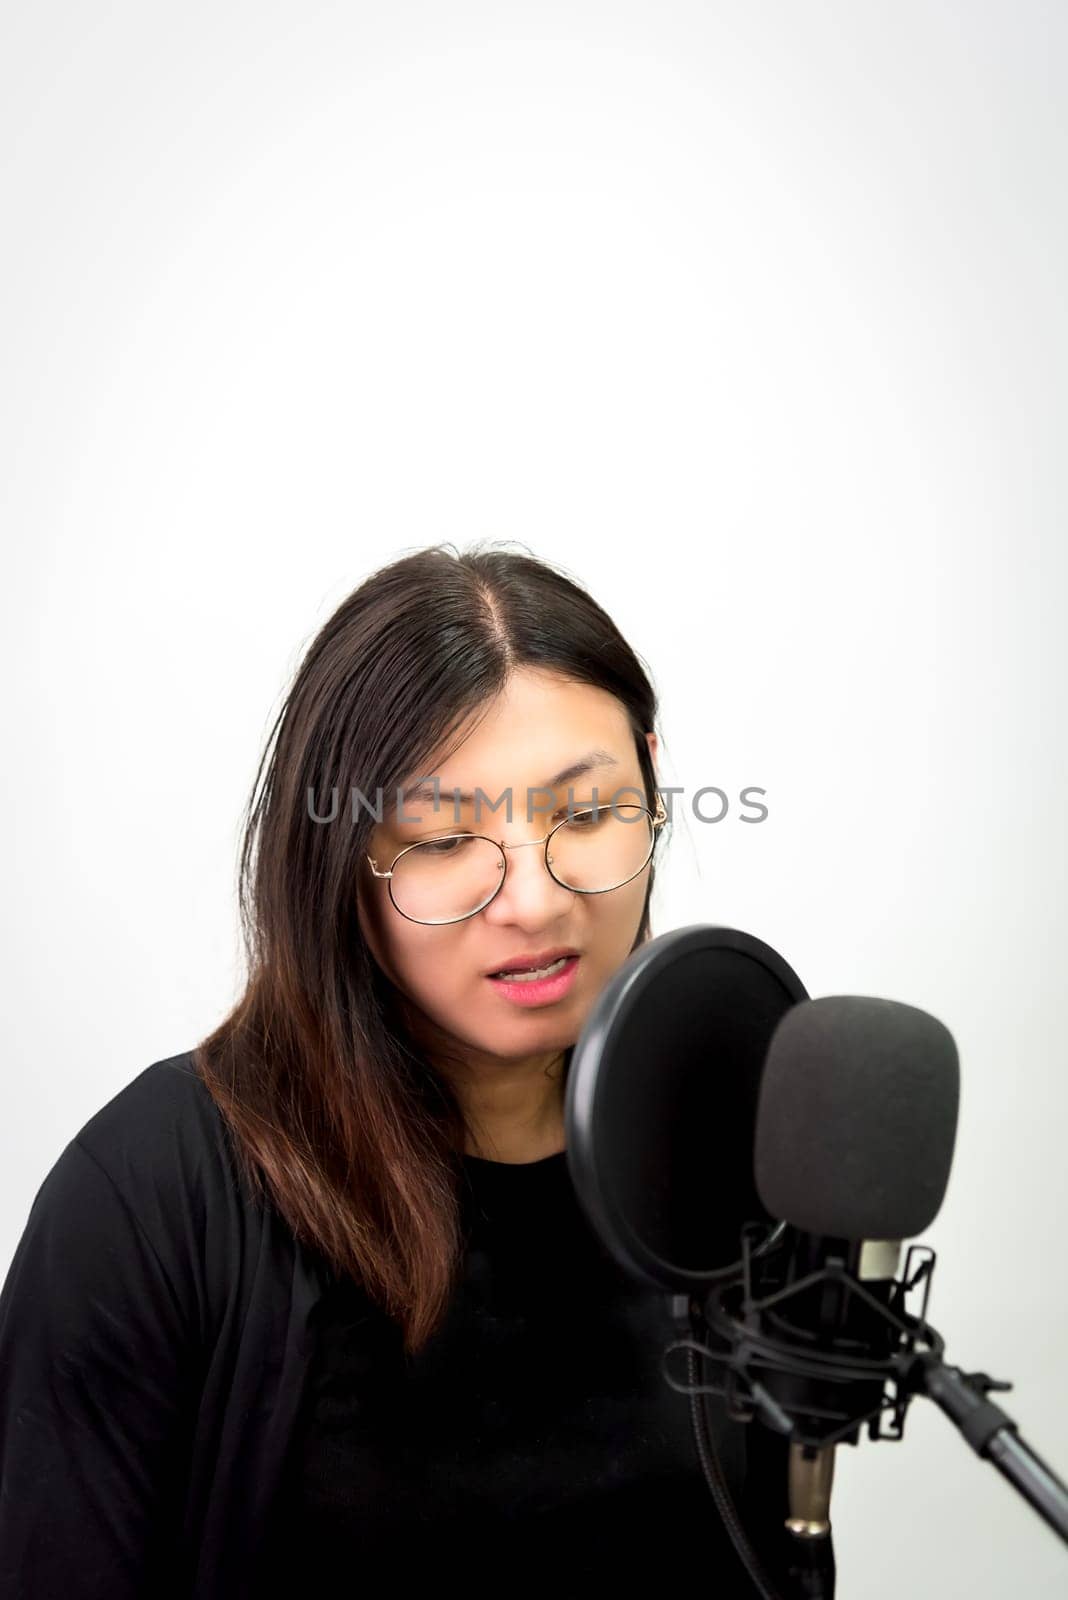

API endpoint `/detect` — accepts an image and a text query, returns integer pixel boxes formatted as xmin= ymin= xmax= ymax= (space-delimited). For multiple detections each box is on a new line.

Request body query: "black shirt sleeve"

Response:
xmin=0 ymin=1136 xmax=201 ymax=1599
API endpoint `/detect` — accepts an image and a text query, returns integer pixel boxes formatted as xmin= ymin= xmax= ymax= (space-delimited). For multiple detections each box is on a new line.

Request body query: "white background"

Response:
xmin=2 ymin=2 xmax=1065 ymax=1593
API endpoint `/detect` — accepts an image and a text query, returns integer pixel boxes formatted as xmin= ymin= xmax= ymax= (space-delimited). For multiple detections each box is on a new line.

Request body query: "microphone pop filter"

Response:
xmin=563 ymin=924 xmax=808 ymax=1292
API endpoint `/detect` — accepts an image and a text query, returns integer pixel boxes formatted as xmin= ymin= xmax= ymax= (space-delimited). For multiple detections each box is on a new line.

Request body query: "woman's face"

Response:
xmin=358 ymin=667 xmax=660 ymax=1073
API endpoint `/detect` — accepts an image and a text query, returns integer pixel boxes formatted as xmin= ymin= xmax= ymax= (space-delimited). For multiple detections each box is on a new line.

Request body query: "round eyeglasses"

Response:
xmin=365 ymin=794 xmax=668 ymax=926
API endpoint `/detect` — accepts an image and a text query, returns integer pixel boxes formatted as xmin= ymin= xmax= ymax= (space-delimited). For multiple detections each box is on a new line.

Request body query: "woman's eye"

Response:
xmin=422 ymin=835 xmax=473 ymax=856
xmin=558 ymin=805 xmax=598 ymax=825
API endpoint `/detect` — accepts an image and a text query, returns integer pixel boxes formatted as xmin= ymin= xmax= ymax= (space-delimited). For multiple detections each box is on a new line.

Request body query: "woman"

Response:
xmin=0 ymin=543 xmax=817 ymax=1598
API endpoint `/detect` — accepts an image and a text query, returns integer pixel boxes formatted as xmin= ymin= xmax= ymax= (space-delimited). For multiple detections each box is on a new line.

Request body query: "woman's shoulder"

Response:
xmin=74 ymin=1048 xmax=220 ymax=1145
xmin=8 ymin=1051 xmax=284 ymax=1342
xmin=29 ymin=1050 xmax=268 ymax=1281
xmin=70 ymin=1049 xmax=235 ymax=1198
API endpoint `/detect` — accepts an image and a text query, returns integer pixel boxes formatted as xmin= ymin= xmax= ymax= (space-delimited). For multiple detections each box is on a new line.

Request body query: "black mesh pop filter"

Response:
xmin=563 ymin=924 xmax=808 ymax=1292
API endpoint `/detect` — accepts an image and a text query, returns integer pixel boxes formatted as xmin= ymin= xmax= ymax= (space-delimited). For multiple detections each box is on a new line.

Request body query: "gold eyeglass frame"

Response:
xmin=365 ymin=792 xmax=669 ymax=926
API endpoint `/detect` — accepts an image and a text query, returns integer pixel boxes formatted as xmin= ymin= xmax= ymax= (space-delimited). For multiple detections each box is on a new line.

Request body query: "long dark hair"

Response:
xmin=193 ymin=541 xmax=666 ymax=1355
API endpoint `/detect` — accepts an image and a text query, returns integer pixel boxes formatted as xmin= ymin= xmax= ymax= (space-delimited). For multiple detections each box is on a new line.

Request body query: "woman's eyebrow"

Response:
xmin=401 ymin=748 xmax=621 ymax=807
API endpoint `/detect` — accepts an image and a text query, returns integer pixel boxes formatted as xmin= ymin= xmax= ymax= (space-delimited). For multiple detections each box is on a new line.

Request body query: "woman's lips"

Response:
xmin=486 ymin=955 xmax=581 ymax=1007
xmin=484 ymin=947 xmax=579 ymax=977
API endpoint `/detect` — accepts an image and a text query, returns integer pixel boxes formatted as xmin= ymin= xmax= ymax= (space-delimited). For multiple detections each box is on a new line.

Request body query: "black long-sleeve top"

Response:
xmin=0 ymin=1052 xmax=827 ymax=1598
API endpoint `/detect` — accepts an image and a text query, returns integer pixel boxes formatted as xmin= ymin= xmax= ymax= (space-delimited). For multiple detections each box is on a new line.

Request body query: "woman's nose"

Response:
xmin=482 ymin=838 xmax=573 ymax=922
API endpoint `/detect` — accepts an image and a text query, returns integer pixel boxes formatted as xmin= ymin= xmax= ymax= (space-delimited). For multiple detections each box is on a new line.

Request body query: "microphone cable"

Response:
xmin=685 ymin=1333 xmax=791 ymax=1600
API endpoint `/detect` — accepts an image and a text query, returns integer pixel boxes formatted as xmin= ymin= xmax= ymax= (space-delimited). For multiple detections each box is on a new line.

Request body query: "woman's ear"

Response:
xmin=645 ymin=729 xmax=660 ymax=782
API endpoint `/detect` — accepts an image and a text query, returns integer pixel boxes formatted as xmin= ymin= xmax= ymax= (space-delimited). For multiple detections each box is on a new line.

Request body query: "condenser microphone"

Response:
xmin=564 ymin=924 xmax=1068 ymax=1600
xmin=745 ymin=995 xmax=960 ymax=1546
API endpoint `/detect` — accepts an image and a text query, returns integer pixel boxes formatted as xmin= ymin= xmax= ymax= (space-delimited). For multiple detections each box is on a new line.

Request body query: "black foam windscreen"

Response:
xmin=753 ymin=995 xmax=960 ymax=1241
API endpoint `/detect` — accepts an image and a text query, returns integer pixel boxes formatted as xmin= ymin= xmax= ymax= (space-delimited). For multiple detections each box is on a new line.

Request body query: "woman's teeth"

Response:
xmin=492 ymin=955 xmax=570 ymax=982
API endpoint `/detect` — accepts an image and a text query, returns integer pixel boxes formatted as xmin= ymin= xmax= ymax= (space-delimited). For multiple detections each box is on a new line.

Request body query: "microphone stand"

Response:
xmin=910 ymin=1354 xmax=1068 ymax=1542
